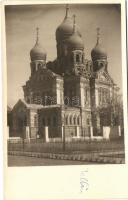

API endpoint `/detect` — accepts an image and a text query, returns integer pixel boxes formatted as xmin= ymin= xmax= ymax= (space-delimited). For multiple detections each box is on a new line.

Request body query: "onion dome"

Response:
xmin=30 ymin=28 xmax=46 ymax=62
xmin=91 ymin=44 xmax=107 ymax=61
xmin=56 ymin=4 xmax=81 ymax=43
xmin=91 ymin=28 xmax=107 ymax=61
xmin=65 ymin=15 xmax=84 ymax=50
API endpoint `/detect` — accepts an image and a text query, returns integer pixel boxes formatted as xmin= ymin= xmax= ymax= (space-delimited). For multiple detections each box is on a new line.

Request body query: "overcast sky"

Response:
xmin=5 ymin=4 xmax=122 ymax=107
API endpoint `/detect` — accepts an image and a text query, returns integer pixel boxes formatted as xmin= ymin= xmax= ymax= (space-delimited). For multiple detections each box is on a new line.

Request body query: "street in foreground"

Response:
xmin=8 ymin=155 xmax=100 ymax=166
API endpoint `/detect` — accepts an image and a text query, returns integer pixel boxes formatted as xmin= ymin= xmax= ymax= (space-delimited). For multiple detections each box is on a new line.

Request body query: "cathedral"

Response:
xmin=10 ymin=5 xmax=120 ymax=140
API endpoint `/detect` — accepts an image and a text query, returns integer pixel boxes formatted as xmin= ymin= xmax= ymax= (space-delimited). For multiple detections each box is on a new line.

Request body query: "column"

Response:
xmin=90 ymin=126 xmax=93 ymax=139
xmin=61 ymin=126 xmax=64 ymax=139
xmin=25 ymin=126 xmax=30 ymax=142
xmin=56 ymin=78 xmax=64 ymax=105
xmin=110 ymin=87 xmax=113 ymax=99
xmin=95 ymin=86 xmax=99 ymax=107
xmin=80 ymin=83 xmax=85 ymax=107
xmin=76 ymin=126 xmax=80 ymax=138
xmin=57 ymin=87 xmax=61 ymax=104
xmin=25 ymin=126 xmax=30 ymax=138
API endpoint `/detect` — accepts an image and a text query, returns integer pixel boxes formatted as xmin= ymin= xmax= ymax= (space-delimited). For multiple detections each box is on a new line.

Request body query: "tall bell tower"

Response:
xmin=55 ymin=5 xmax=83 ymax=74
xmin=90 ymin=28 xmax=108 ymax=136
xmin=63 ymin=14 xmax=85 ymax=75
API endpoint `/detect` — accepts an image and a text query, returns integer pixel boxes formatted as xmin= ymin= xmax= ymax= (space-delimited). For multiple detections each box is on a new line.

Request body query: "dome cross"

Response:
xmin=73 ymin=14 xmax=76 ymax=33
xmin=65 ymin=4 xmax=69 ymax=18
xmin=96 ymin=27 xmax=100 ymax=45
xmin=30 ymin=27 xmax=47 ymax=62
xmin=36 ymin=27 xmax=39 ymax=45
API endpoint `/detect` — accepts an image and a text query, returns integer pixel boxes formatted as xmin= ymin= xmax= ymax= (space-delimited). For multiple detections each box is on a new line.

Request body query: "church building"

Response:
xmin=10 ymin=5 xmax=120 ymax=140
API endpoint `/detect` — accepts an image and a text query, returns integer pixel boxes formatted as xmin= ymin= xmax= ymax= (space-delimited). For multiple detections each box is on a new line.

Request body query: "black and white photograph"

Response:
xmin=2 ymin=0 xmax=128 ymax=200
xmin=6 ymin=3 xmax=125 ymax=167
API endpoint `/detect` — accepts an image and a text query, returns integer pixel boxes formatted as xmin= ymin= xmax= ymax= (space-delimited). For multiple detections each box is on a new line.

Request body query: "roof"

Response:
xmin=65 ymin=32 xmax=84 ymax=50
xmin=56 ymin=7 xmax=81 ymax=42
xmin=20 ymin=99 xmax=44 ymax=109
xmin=30 ymin=42 xmax=46 ymax=62
xmin=96 ymin=68 xmax=114 ymax=85
xmin=42 ymin=68 xmax=62 ymax=79
xmin=13 ymin=99 xmax=61 ymax=111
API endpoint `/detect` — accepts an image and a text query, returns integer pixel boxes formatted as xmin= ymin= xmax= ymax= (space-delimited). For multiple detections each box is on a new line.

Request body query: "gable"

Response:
xmin=12 ymin=99 xmax=27 ymax=113
xmin=96 ymin=69 xmax=114 ymax=85
xmin=39 ymin=69 xmax=61 ymax=79
xmin=30 ymin=68 xmax=62 ymax=85
xmin=41 ymin=69 xmax=56 ymax=78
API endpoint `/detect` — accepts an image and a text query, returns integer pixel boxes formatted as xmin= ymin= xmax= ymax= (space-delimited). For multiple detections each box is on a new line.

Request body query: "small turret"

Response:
xmin=91 ymin=28 xmax=107 ymax=62
xmin=30 ymin=28 xmax=47 ymax=75
xmin=30 ymin=27 xmax=47 ymax=62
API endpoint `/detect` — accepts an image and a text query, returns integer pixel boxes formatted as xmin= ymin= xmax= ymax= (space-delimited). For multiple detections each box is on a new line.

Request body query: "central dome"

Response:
xmin=56 ymin=6 xmax=81 ymax=43
xmin=64 ymin=14 xmax=84 ymax=50
xmin=65 ymin=32 xmax=84 ymax=50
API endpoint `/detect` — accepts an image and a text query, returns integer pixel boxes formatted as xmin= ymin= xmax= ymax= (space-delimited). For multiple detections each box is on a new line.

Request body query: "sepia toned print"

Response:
xmin=6 ymin=4 xmax=125 ymax=166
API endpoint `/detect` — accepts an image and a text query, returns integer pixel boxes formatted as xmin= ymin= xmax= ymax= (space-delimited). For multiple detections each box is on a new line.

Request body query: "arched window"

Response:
xmin=76 ymin=54 xmax=80 ymax=63
xmin=65 ymin=116 xmax=68 ymax=125
xmin=34 ymin=115 xmax=38 ymax=127
xmin=85 ymin=89 xmax=88 ymax=101
xmin=70 ymin=115 xmax=72 ymax=125
xmin=38 ymin=63 xmax=42 ymax=70
xmin=73 ymin=116 xmax=76 ymax=125
xmin=87 ymin=118 xmax=90 ymax=126
xmin=86 ymin=65 xmax=88 ymax=71
xmin=102 ymin=90 xmax=105 ymax=103
xmin=77 ymin=116 xmax=80 ymax=125
xmin=64 ymin=96 xmax=70 ymax=106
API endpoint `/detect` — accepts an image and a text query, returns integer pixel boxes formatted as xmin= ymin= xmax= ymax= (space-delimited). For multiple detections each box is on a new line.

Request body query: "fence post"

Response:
xmin=103 ymin=126 xmax=110 ymax=139
xmin=45 ymin=126 xmax=49 ymax=142
xmin=26 ymin=126 xmax=30 ymax=143
xmin=118 ymin=126 xmax=121 ymax=136
xmin=76 ymin=126 xmax=80 ymax=138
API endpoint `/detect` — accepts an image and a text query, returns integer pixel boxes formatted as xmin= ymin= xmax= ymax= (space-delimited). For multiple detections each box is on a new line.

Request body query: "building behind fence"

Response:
xmin=7 ymin=5 xmax=124 ymax=142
